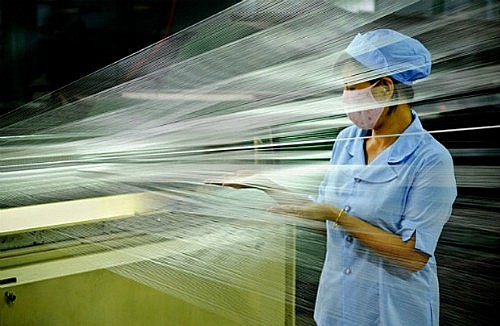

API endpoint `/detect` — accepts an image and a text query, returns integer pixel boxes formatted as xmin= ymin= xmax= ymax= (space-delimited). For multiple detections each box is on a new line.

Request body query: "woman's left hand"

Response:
xmin=269 ymin=203 xmax=337 ymax=222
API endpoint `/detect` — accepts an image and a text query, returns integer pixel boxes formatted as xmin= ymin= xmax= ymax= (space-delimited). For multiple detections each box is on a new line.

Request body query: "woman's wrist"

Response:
xmin=334 ymin=207 xmax=346 ymax=227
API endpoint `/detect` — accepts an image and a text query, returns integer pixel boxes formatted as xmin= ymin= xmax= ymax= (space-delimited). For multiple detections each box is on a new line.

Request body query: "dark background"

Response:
xmin=0 ymin=0 xmax=239 ymax=115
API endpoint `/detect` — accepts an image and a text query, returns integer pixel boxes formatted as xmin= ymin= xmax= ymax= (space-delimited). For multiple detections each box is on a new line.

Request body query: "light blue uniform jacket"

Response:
xmin=314 ymin=111 xmax=457 ymax=326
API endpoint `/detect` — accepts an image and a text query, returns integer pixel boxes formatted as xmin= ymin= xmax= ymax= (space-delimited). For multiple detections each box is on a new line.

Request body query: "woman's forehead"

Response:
xmin=340 ymin=62 xmax=381 ymax=85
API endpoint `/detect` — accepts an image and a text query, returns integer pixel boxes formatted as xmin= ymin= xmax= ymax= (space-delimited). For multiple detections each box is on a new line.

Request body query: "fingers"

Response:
xmin=204 ymin=180 xmax=249 ymax=189
xmin=204 ymin=180 xmax=220 ymax=185
xmin=222 ymin=182 xmax=251 ymax=189
xmin=203 ymin=171 xmax=238 ymax=187
xmin=204 ymin=170 xmax=259 ymax=189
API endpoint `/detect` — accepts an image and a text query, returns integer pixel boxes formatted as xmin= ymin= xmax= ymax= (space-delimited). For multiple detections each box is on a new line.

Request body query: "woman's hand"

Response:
xmin=269 ymin=203 xmax=337 ymax=222
xmin=206 ymin=170 xmax=310 ymax=206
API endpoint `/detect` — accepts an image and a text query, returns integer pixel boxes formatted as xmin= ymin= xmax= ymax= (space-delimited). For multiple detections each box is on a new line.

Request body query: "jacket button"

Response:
xmin=344 ymin=268 xmax=352 ymax=275
xmin=346 ymin=235 xmax=353 ymax=242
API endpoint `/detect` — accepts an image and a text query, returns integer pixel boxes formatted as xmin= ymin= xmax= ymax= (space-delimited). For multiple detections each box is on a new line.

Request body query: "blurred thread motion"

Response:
xmin=1 ymin=1 xmax=499 ymax=325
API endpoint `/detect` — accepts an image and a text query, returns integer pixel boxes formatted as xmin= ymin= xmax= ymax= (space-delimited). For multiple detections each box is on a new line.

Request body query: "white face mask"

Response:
xmin=342 ymin=82 xmax=385 ymax=130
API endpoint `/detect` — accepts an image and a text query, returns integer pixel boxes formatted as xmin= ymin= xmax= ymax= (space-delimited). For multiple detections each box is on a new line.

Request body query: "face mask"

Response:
xmin=342 ymin=82 xmax=385 ymax=129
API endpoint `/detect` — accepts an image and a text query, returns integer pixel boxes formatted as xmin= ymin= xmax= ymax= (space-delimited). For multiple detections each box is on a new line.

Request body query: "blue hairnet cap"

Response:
xmin=345 ymin=29 xmax=431 ymax=84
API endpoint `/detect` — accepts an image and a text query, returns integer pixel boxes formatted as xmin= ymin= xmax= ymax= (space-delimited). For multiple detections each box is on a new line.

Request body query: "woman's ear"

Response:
xmin=372 ymin=77 xmax=394 ymax=101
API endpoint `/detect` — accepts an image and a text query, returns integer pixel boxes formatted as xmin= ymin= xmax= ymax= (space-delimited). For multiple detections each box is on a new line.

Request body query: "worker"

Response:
xmin=212 ymin=29 xmax=457 ymax=325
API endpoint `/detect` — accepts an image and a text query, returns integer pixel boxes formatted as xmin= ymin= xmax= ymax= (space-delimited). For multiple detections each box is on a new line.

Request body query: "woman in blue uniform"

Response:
xmin=213 ymin=29 xmax=457 ymax=325
xmin=274 ymin=29 xmax=457 ymax=325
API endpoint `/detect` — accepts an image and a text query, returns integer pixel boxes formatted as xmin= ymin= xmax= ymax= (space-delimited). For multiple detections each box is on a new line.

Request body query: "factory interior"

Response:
xmin=0 ymin=1 xmax=499 ymax=325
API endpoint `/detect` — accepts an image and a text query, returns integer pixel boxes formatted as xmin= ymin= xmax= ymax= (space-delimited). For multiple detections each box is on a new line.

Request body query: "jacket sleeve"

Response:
xmin=397 ymin=149 xmax=457 ymax=256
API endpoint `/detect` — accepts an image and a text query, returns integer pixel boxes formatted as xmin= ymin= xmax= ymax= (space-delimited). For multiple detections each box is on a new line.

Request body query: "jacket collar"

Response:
xmin=347 ymin=110 xmax=425 ymax=164
xmin=343 ymin=111 xmax=425 ymax=182
xmin=387 ymin=110 xmax=425 ymax=164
